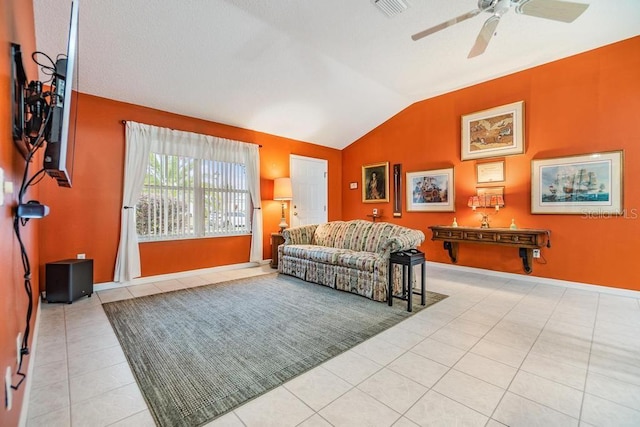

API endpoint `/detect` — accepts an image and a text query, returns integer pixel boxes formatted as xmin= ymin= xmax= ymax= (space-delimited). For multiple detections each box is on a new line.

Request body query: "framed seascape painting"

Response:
xmin=531 ymin=151 xmax=623 ymax=214
xmin=461 ymin=101 xmax=525 ymax=160
xmin=406 ymin=168 xmax=455 ymax=212
xmin=362 ymin=162 xmax=389 ymax=203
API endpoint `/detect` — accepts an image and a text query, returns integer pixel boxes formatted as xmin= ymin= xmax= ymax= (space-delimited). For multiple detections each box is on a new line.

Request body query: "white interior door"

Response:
xmin=290 ymin=155 xmax=328 ymax=227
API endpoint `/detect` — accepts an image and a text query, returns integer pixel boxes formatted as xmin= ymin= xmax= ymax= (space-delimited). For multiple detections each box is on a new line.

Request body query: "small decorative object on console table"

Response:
xmin=429 ymin=225 xmax=551 ymax=274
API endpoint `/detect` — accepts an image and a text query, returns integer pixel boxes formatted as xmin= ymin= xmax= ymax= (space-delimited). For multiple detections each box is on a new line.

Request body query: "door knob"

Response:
xmin=293 ymin=212 xmax=298 ymax=216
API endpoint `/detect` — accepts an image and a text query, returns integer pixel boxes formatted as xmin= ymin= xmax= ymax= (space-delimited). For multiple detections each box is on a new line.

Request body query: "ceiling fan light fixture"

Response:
xmin=371 ymin=0 xmax=409 ymax=18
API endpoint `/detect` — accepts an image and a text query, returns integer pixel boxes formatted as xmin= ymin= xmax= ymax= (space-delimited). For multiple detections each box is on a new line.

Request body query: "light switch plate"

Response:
xmin=0 ymin=168 xmax=4 ymax=206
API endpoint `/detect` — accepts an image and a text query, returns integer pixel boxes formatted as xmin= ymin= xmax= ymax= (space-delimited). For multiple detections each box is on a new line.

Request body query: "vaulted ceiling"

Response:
xmin=33 ymin=0 xmax=640 ymax=149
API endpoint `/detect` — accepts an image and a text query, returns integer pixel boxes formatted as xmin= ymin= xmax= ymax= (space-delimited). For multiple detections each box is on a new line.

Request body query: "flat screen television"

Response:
xmin=11 ymin=43 xmax=29 ymax=160
xmin=43 ymin=0 xmax=79 ymax=188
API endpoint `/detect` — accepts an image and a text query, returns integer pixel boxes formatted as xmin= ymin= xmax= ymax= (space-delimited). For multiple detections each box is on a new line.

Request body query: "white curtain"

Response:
xmin=244 ymin=144 xmax=263 ymax=263
xmin=113 ymin=122 xmax=263 ymax=282
xmin=114 ymin=122 xmax=152 ymax=282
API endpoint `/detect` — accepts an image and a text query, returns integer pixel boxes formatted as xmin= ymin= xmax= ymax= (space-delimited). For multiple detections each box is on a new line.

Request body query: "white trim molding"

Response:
xmin=426 ymin=261 xmax=640 ymax=299
xmin=94 ymin=261 xmax=269 ymax=292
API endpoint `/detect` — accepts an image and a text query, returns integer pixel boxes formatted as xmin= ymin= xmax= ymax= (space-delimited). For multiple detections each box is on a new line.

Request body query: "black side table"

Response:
xmin=388 ymin=249 xmax=426 ymax=312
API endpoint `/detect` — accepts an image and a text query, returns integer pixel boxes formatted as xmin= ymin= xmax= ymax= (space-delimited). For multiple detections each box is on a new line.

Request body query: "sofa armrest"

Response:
xmin=381 ymin=230 xmax=426 ymax=257
xmin=282 ymin=224 xmax=319 ymax=245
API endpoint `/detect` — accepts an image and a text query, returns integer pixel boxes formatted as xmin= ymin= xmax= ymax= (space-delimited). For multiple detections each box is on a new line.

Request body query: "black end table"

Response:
xmin=388 ymin=249 xmax=426 ymax=312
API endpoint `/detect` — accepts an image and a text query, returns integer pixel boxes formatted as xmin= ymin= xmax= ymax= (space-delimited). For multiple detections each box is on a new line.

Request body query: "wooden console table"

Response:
xmin=429 ymin=226 xmax=551 ymax=274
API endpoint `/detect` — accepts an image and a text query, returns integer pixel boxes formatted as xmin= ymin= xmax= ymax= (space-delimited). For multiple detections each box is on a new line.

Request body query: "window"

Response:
xmin=136 ymin=153 xmax=251 ymax=241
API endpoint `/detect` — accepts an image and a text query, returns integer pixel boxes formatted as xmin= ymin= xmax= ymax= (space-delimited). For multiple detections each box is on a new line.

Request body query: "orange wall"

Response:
xmin=1 ymin=1 xmax=40 ymax=425
xmin=343 ymin=36 xmax=640 ymax=292
xmin=38 ymin=95 xmax=342 ymax=283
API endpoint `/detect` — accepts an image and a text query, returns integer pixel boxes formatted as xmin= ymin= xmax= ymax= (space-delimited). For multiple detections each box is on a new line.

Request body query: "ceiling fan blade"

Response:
xmin=411 ymin=9 xmax=482 ymax=41
xmin=515 ymin=0 xmax=589 ymax=23
xmin=468 ymin=15 xmax=501 ymax=58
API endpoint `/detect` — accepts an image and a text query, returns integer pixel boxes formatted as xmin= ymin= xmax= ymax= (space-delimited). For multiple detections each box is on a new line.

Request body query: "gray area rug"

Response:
xmin=102 ymin=273 xmax=447 ymax=427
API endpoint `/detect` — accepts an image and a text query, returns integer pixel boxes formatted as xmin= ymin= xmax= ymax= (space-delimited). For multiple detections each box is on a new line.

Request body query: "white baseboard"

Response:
xmin=18 ymin=297 xmax=41 ymax=427
xmin=427 ymin=261 xmax=640 ymax=299
xmin=94 ymin=260 xmax=269 ymax=292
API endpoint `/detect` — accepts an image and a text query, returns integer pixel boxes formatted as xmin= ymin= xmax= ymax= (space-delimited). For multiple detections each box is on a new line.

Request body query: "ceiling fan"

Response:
xmin=412 ymin=0 xmax=590 ymax=58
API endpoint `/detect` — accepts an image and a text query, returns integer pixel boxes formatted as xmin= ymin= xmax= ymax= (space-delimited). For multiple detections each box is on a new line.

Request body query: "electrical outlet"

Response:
xmin=16 ymin=333 xmax=22 ymax=365
xmin=77 ymin=253 xmax=86 ymax=259
xmin=533 ymin=249 xmax=541 ymax=258
xmin=4 ymin=367 xmax=12 ymax=411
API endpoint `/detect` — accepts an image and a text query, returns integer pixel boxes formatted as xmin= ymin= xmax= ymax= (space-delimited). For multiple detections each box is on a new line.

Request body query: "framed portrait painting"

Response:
xmin=461 ymin=101 xmax=525 ymax=160
xmin=406 ymin=168 xmax=455 ymax=212
xmin=362 ymin=162 xmax=389 ymax=203
xmin=531 ymin=151 xmax=623 ymax=214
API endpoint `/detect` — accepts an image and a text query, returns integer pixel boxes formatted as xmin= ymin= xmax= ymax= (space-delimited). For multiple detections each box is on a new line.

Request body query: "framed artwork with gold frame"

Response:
xmin=362 ymin=162 xmax=389 ymax=203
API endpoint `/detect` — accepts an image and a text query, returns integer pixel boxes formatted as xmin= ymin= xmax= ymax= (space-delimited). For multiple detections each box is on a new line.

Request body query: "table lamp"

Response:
xmin=273 ymin=177 xmax=293 ymax=233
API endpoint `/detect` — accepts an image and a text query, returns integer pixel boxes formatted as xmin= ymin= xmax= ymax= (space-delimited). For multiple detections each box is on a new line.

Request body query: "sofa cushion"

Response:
xmin=334 ymin=251 xmax=382 ymax=273
xmin=312 ymin=221 xmax=348 ymax=248
xmin=312 ymin=220 xmax=425 ymax=255
xmin=282 ymin=245 xmax=351 ymax=264
xmin=284 ymin=224 xmax=318 ymax=245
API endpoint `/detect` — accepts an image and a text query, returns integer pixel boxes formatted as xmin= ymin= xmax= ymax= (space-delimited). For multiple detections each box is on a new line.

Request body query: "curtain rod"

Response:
xmin=120 ymin=120 xmax=262 ymax=147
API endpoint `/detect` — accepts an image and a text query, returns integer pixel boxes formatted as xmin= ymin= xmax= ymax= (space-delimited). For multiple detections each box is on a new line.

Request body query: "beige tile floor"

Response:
xmin=26 ymin=264 xmax=640 ymax=426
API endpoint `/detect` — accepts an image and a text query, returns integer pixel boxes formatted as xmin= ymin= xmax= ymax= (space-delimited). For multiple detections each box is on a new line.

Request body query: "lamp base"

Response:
xmin=278 ymin=201 xmax=288 ymax=233
xmin=479 ymin=213 xmax=490 ymax=228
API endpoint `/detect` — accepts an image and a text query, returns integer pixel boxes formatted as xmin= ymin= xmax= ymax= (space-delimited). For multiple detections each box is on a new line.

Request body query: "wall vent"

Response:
xmin=372 ymin=0 xmax=410 ymax=18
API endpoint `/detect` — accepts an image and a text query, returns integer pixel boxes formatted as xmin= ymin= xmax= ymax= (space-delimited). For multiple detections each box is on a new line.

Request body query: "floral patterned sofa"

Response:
xmin=278 ymin=220 xmax=425 ymax=302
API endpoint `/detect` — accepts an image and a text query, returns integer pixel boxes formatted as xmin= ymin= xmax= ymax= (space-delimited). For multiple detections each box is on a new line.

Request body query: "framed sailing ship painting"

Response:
xmin=406 ymin=168 xmax=455 ymax=212
xmin=531 ymin=151 xmax=623 ymax=214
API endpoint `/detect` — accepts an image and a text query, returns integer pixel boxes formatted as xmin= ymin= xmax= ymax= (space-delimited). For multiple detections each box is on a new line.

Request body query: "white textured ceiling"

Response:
xmin=32 ymin=0 xmax=640 ymax=149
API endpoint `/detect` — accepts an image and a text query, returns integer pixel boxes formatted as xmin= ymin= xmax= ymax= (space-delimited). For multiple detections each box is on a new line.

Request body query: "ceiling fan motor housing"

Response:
xmin=478 ymin=0 xmax=499 ymax=11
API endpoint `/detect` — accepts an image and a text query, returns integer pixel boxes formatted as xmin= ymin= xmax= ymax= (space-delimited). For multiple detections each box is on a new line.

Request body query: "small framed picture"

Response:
xmin=461 ymin=101 xmax=525 ymax=161
xmin=476 ymin=160 xmax=505 ymax=184
xmin=406 ymin=168 xmax=455 ymax=212
xmin=362 ymin=162 xmax=389 ymax=203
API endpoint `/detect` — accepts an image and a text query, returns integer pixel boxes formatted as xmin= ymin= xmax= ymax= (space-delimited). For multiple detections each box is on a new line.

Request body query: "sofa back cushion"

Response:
xmin=312 ymin=220 xmax=421 ymax=254
xmin=312 ymin=221 xmax=351 ymax=248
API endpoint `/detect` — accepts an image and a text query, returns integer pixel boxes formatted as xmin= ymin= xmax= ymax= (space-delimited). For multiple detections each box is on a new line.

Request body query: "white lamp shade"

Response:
xmin=273 ymin=177 xmax=293 ymax=200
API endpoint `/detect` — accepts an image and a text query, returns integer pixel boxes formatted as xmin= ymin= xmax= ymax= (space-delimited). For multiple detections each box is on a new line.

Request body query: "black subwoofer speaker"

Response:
xmin=45 ymin=259 xmax=93 ymax=304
